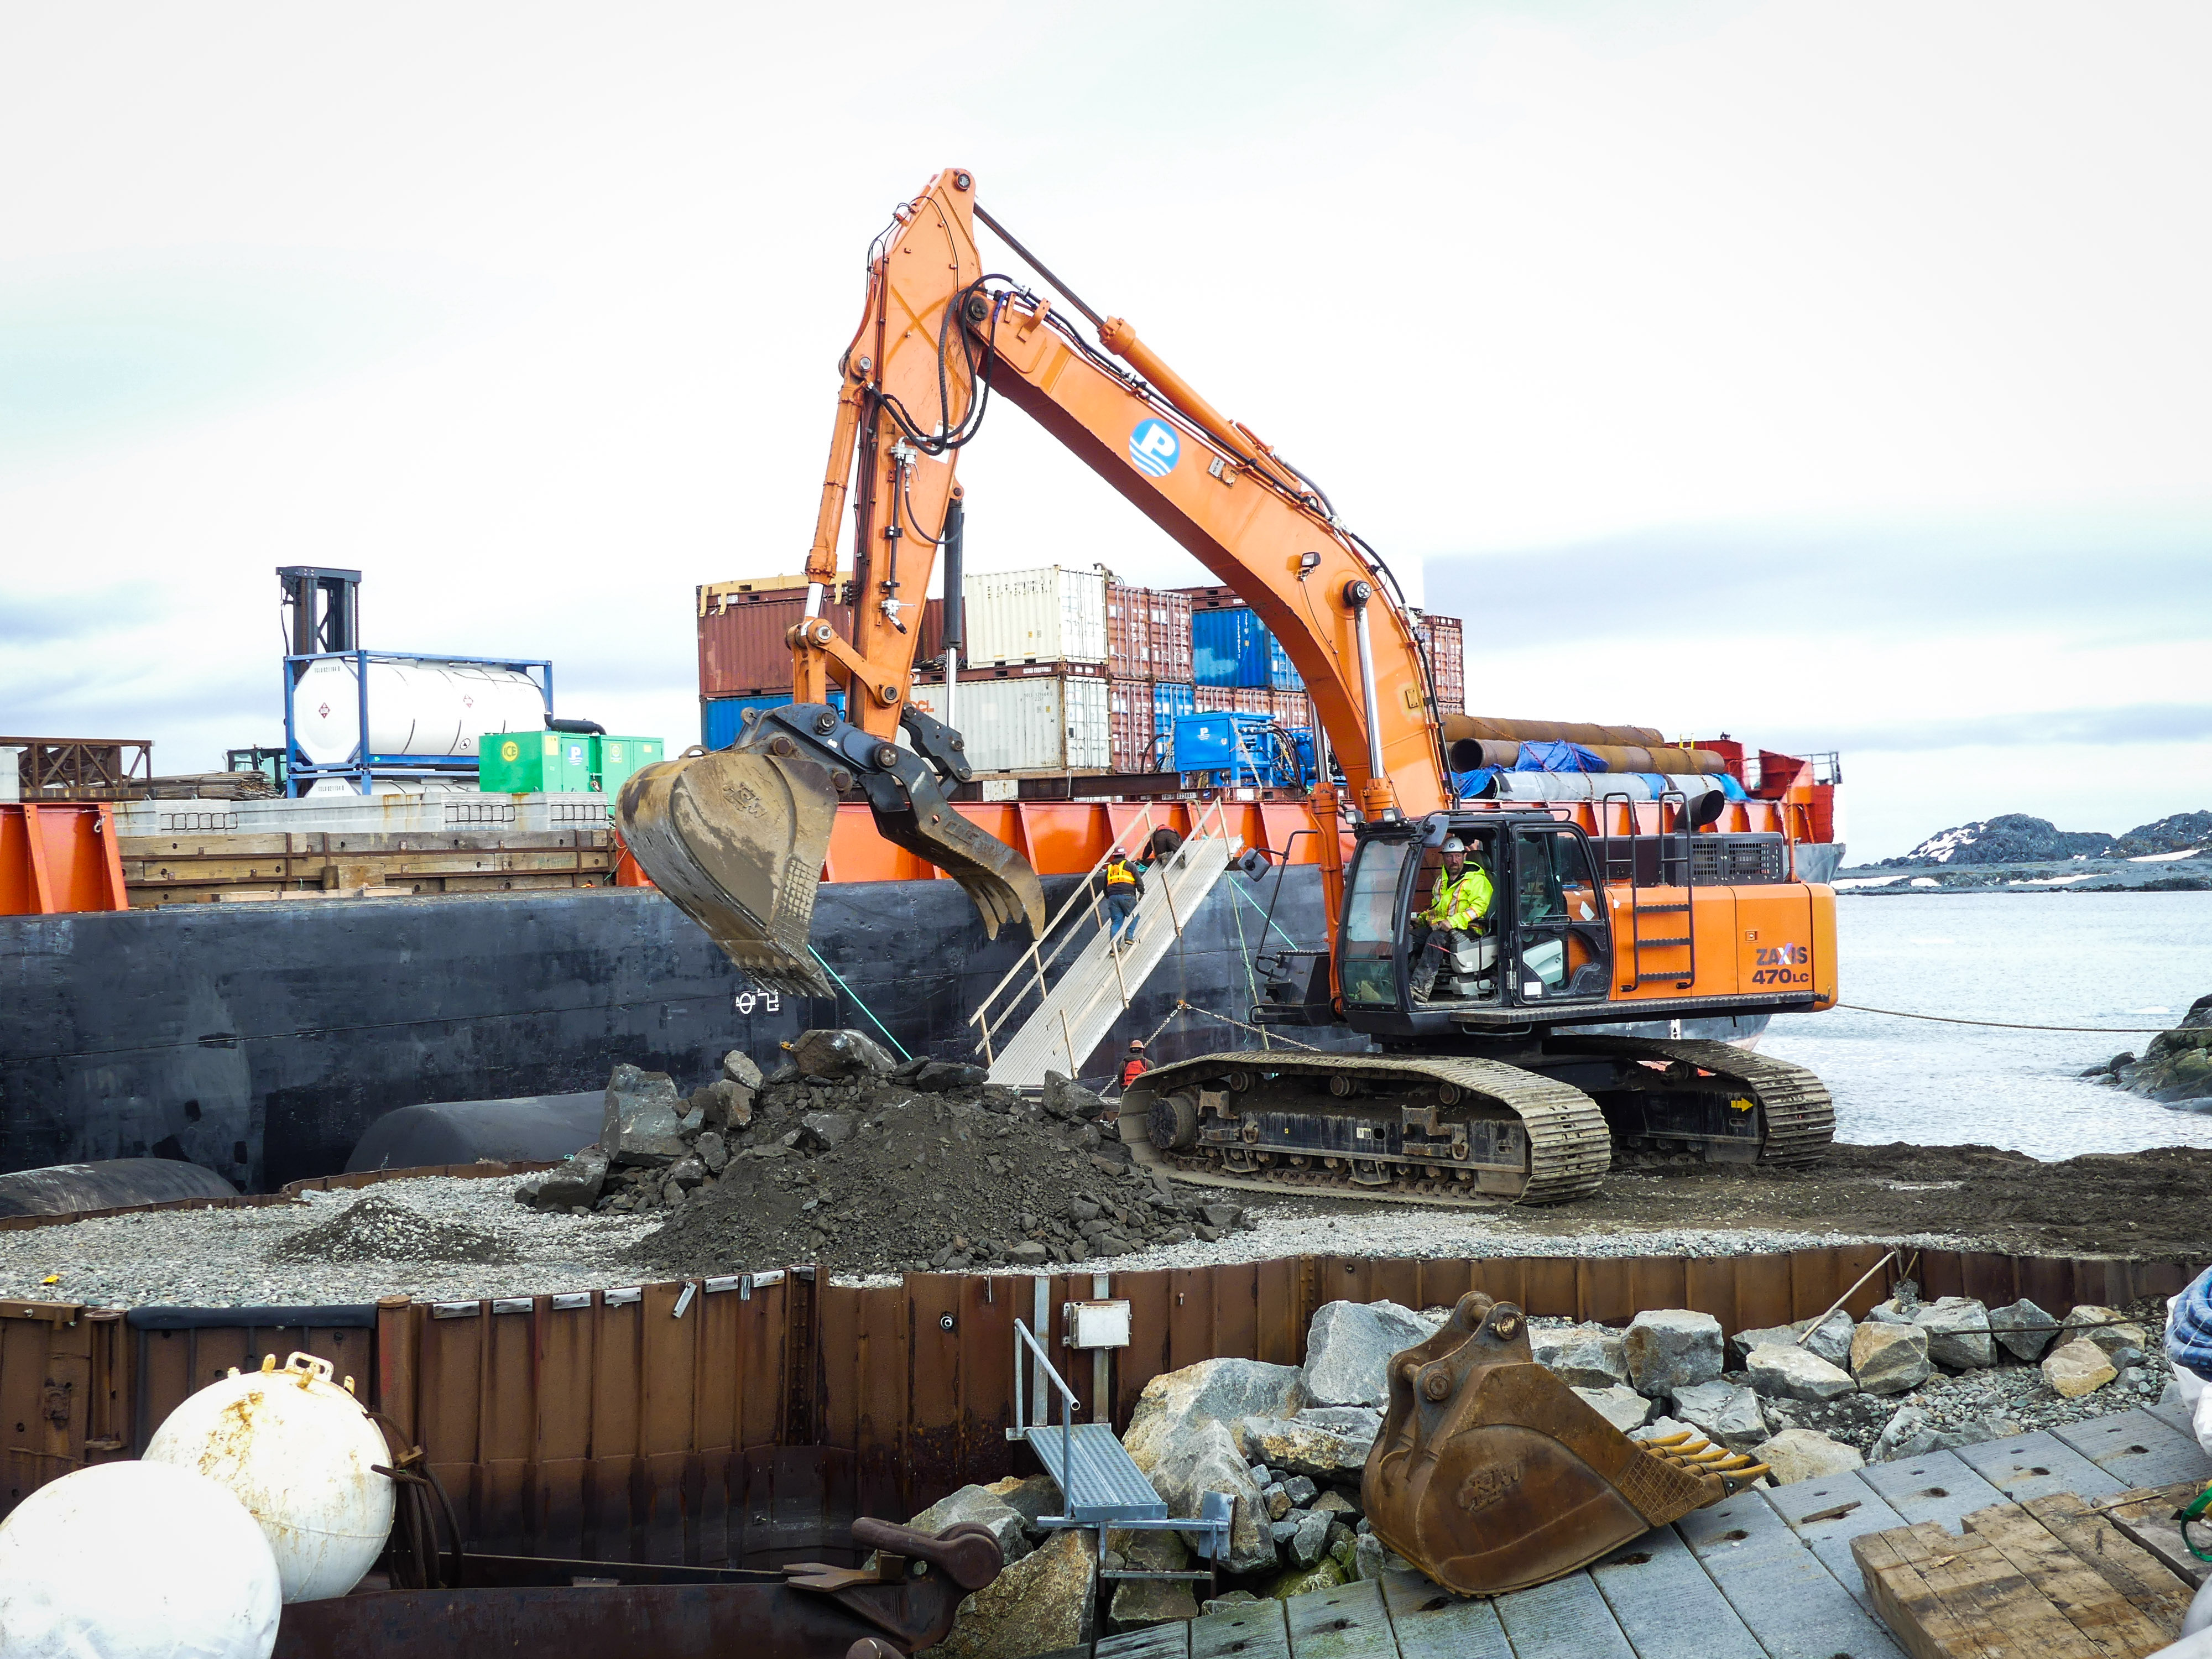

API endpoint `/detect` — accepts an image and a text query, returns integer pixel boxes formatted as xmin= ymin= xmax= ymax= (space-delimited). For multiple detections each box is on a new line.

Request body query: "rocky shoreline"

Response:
xmin=1846 ymin=808 xmax=2212 ymax=893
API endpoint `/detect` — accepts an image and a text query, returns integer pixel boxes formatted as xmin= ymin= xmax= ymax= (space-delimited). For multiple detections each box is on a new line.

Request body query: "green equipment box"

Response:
xmin=592 ymin=734 xmax=664 ymax=795
xmin=478 ymin=731 xmax=595 ymax=793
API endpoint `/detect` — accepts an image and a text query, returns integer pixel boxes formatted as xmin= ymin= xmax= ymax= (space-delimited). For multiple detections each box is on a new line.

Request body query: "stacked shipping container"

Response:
xmin=693 ymin=567 xmax=1459 ymax=778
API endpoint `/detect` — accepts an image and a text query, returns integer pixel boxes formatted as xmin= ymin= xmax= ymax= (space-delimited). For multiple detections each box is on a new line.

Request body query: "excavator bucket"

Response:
xmin=1362 ymin=1292 xmax=1767 ymax=1596
xmin=617 ymin=745 xmax=843 ymax=997
xmin=616 ymin=712 xmax=1046 ymax=998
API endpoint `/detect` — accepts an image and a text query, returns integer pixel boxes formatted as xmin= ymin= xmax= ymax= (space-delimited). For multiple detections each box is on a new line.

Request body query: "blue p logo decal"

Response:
xmin=1129 ymin=418 xmax=1181 ymax=479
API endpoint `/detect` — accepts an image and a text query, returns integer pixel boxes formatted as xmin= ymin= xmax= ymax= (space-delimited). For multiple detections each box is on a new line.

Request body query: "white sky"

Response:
xmin=2 ymin=0 xmax=2206 ymax=859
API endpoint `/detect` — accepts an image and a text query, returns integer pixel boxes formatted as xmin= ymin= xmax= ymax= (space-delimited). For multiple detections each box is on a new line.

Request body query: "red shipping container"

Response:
xmin=1270 ymin=690 xmax=1310 ymax=729
xmin=1108 ymin=677 xmax=1157 ymax=771
xmin=1146 ymin=588 xmax=1194 ymax=682
xmin=1194 ymin=686 xmax=1270 ymax=715
xmin=1105 ymin=581 xmax=1151 ymax=680
xmin=698 ymin=582 xmax=941 ymax=697
xmin=1173 ymin=584 xmax=1243 ymax=612
xmin=1413 ymin=612 xmax=1465 ymax=713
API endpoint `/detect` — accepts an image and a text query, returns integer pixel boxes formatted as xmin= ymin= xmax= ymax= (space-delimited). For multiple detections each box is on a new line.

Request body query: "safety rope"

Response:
xmin=808 ymin=946 xmax=914 ymax=1060
xmin=1222 ymin=872 xmax=1271 ymax=1048
xmin=1838 ymin=1002 xmax=2177 ymax=1036
xmin=1170 ymin=998 xmax=1323 ymax=1051
xmin=1223 ymin=870 xmax=1305 ymax=952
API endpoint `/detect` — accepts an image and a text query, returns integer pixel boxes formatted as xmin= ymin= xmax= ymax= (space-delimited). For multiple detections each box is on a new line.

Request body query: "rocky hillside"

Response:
xmin=1885 ymin=808 xmax=2211 ymax=867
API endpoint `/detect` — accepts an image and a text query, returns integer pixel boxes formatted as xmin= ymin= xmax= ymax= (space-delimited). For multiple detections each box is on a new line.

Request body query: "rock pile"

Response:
xmin=1525 ymin=1281 xmax=2168 ymax=1474
xmin=2083 ymin=993 xmax=2212 ymax=1107
xmin=274 ymin=1191 xmax=519 ymax=1265
xmin=514 ymin=1034 xmax=1253 ymax=1276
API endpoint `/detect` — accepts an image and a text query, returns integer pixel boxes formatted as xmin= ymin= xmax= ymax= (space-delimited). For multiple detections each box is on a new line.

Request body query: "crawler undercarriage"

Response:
xmin=1120 ymin=1036 xmax=1833 ymax=1206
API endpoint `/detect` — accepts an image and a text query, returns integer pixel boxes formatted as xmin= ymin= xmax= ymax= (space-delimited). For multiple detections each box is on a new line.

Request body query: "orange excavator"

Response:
xmin=618 ymin=166 xmax=1801 ymax=1588
xmin=619 ymin=163 xmax=1838 ymax=1206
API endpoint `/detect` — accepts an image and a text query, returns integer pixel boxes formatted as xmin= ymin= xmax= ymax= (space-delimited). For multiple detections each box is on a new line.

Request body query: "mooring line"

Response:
xmin=1838 ymin=1002 xmax=2176 ymax=1035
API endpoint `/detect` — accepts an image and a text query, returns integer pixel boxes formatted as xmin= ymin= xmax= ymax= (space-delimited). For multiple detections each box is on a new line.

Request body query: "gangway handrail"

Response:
xmin=969 ymin=794 xmax=1237 ymax=1065
xmin=1010 ymin=1318 xmax=1076 ymax=1498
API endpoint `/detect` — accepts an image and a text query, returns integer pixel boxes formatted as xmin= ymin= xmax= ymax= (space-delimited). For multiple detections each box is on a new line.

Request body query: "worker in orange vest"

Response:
xmin=1117 ymin=1040 xmax=1150 ymax=1093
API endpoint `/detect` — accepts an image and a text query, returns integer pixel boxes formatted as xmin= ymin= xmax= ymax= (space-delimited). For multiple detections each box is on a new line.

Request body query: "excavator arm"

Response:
xmin=618 ymin=165 xmax=1453 ymax=992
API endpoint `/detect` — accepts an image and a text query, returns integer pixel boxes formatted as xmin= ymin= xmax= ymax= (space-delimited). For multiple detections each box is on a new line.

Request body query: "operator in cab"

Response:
xmin=1408 ymin=835 xmax=1494 ymax=1000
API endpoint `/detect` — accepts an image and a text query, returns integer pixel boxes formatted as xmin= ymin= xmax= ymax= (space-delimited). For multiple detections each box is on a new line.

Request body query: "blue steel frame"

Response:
xmin=282 ymin=650 xmax=554 ymax=797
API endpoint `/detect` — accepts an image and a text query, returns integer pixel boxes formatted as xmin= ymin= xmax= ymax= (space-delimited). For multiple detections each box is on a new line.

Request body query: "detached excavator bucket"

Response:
xmin=616 ymin=746 xmax=843 ymax=997
xmin=1362 ymin=1292 xmax=1766 ymax=1596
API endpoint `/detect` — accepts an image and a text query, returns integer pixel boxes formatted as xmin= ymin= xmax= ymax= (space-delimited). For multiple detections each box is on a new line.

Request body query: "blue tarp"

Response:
xmin=1514 ymin=739 xmax=1606 ymax=773
xmin=2168 ymin=1265 xmax=2212 ymax=1380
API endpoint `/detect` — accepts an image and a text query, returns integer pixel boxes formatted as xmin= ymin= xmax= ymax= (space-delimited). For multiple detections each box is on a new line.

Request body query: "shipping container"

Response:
xmin=1173 ymin=584 xmax=1243 ymax=612
xmin=697 ymin=581 xmax=942 ymax=697
xmin=1270 ymin=690 xmax=1311 ymax=731
xmin=701 ymin=692 xmax=847 ymax=750
xmin=1194 ymin=685 xmax=1271 ymax=715
xmin=928 ymin=659 xmax=1108 ymax=683
xmin=477 ymin=731 xmax=593 ymax=794
xmin=1191 ymin=607 xmax=1302 ymax=691
xmin=1412 ymin=612 xmax=1465 ymax=713
xmin=1152 ymin=681 xmax=1196 ymax=749
xmin=1105 ymin=581 xmax=1152 ymax=680
xmin=1145 ymin=588 xmax=1195 ymax=682
xmin=907 ymin=675 xmax=1110 ymax=773
xmin=963 ymin=566 xmax=1107 ymax=665
xmin=1107 ymin=677 xmax=1159 ymax=772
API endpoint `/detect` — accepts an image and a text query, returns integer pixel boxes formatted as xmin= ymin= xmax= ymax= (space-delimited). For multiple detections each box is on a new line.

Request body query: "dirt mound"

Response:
xmin=627 ymin=1071 xmax=1242 ymax=1277
xmin=274 ymin=1191 xmax=520 ymax=1265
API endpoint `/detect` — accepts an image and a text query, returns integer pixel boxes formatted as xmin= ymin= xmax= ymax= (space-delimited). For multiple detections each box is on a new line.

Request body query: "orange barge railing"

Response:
xmin=0 ymin=802 xmax=131 ymax=916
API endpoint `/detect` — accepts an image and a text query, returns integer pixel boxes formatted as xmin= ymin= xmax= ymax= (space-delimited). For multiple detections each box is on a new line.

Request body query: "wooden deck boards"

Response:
xmin=1073 ymin=1412 xmax=2211 ymax=1659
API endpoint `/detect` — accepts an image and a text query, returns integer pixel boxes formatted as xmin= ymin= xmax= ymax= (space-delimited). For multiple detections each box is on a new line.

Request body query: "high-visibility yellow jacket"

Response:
xmin=1422 ymin=865 xmax=1493 ymax=931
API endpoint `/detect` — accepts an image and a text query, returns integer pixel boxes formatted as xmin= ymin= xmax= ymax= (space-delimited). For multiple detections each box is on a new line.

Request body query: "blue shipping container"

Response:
xmin=1191 ymin=607 xmax=1302 ymax=691
xmin=701 ymin=691 xmax=843 ymax=750
xmin=1152 ymin=681 xmax=1197 ymax=745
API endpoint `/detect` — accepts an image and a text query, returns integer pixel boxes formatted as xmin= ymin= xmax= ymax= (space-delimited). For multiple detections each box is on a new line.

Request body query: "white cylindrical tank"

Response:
xmin=291 ymin=657 xmax=545 ymax=765
xmin=0 ymin=1459 xmax=281 ymax=1658
xmin=144 ymin=1350 xmax=395 ymax=1604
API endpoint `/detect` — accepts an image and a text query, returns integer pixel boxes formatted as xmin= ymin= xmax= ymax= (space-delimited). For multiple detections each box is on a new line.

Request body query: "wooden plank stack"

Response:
xmin=1853 ymin=1483 xmax=2207 ymax=1659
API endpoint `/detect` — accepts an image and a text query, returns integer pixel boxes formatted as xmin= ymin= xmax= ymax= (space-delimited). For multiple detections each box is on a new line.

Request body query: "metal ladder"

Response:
xmin=1008 ymin=1316 xmax=1229 ymax=1584
xmin=1600 ymin=787 xmax=1697 ymax=991
xmin=970 ymin=797 xmax=1242 ymax=1087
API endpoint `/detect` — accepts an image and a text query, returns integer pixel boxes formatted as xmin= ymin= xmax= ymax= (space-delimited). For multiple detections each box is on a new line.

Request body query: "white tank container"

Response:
xmin=144 ymin=1350 xmax=396 ymax=1604
xmin=0 ymin=1459 xmax=282 ymax=1657
xmin=291 ymin=657 xmax=546 ymax=765
xmin=910 ymin=676 xmax=1111 ymax=772
xmin=962 ymin=566 xmax=1107 ymax=665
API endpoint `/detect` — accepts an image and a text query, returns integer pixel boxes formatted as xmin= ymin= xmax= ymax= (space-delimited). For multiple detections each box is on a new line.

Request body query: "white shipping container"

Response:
xmin=909 ymin=676 xmax=1111 ymax=773
xmin=962 ymin=566 xmax=1107 ymax=665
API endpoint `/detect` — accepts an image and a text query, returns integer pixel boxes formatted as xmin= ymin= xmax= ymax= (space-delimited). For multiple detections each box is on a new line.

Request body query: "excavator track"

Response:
xmin=1543 ymin=1036 xmax=1835 ymax=1166
xmin=1120 ymin=1050 xmax=1611 ymax=1207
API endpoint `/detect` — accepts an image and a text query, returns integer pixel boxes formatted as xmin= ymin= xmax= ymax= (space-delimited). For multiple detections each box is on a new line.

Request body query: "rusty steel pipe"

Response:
xmin=1442 ymin=715 xmax=1667 ymax=748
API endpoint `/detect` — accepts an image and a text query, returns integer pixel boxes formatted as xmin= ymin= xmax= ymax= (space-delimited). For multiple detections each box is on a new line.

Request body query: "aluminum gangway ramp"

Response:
xmin=972 ymin=804 xmax=1241 ymax=1089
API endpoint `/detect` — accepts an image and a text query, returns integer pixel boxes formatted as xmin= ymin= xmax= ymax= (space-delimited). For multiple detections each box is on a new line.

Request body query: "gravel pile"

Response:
xmin=273 ymin=1191 xmax=520 ymax=1266
xmin=627 ymin=1061 xmax=1250 ymax=1278
xmin=0 ymin=1176 xmax=656 ymax=1308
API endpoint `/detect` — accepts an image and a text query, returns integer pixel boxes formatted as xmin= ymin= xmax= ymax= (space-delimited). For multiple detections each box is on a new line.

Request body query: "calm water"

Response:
xmin=1760 ymin=892 xmax=2212 ymax=1158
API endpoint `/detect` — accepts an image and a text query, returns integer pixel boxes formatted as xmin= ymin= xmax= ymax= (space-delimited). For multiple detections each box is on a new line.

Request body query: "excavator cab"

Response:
xmin=1332 ymin=815 xmax=1614 ymax=1034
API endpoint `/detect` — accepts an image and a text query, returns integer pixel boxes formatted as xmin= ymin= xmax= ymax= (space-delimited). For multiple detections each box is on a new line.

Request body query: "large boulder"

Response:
xmin=1795 ymin=1311 xmax=1856 ymax=1369
xmin=1123 ymin=1359 xmax=1307 ymax=1471
xmin=1042 ymin=1072 xmax=1109 ymax=1121
xmin=1850 ymin=1322 xmax=1933 ymax=1396
xmin=1913 ymin=1298 xmax=1996 ymax=1370
xmin=1745 ymin=1344 xmax=1857 ymax=1402
xmin=1573 ymin=1385 xmax=1656 ymax=1434
xmin=1728 ymin=1324 xmax=1800 ymax=1368
xmin=2062 ymin=1307 xmax=2150 ymax=1361
xmin=702 ymin=1079 xmax=753 ymax=1134
xmin=1141 ymin=1420 xmax=1275 ymax=1574
xmin=1668 ymin=1380 xmax=1768 ymax=1453
xmin=1286 ymin=1508 xmax=1333 ymax=1568
xmin=1235 ymin=1413 xmax=1373 ymax=1480
xmin=722 ymin=1050 xmax=765 ymax=1089
xmin=924 ymin=1526 xmax=1095 ymax=1659
xmin=799 ymin=1110 xmax=859 ymax=1149
xmin=787 ymin=1028 xmax=895 ymax=1081
xmin=519 ymin=1146 xmax=608 ymax=1210
xmin=1755 ymin=1427 xmax=1864 ymax=1484
xmin=1624 ymin=1311 xmax=1725 ymax=1398
xmin=910 ymin=1484 xmax=1034 ymax=1566
xmin=1532 ymin=1326 xmax=1631 ymax=1389
xmin=1302 ymin=1301 xmax=1435 ymax=1408
xmin=1989 ymin=1298 xmax=2059 ymax=1361
xmin=602 ymin=1065 xmax=689 ymax=1165
xmin=983 ymin=1474 xmax=1058 ymax=1534
xmin=2043 ymin=1339 xmax=2116 ymax=1399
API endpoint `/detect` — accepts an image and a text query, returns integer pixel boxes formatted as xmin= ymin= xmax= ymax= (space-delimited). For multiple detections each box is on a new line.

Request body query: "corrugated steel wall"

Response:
xmin=3 ymin=1246 xmax=2195 ymax=1561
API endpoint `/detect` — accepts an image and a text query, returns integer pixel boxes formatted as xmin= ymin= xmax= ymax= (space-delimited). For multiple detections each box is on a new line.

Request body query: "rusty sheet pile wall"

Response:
xmin=2 ymin=1245 xmax=2197 ymax=1559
